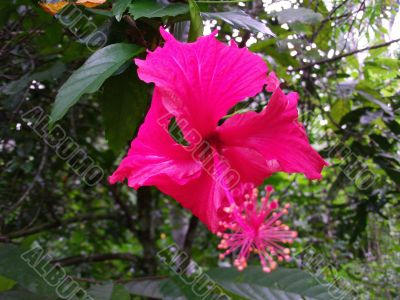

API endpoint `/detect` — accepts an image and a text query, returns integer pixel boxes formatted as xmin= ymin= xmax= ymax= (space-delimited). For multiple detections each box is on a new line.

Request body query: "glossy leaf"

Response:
xmin=207 ymin=267 xmax=349 ymax=300
xmin=50 ymin=43 xmax=143 ymax=124
xmin=202 ymin=10 xmax=275 ymax=36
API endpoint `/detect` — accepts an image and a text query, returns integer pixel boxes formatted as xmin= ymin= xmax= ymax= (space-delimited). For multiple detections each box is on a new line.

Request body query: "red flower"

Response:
xmin=110 ymin=28 xmax=327 ymax=232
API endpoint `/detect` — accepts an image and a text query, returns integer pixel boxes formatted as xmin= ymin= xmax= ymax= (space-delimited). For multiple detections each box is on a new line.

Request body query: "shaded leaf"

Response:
xmin=112 ymin=0 xmax=131 ymax=21
xmin=125 ymin=278 xmax=166 ymax=299
xmin=373 ymin=155 xmax=400 ymax=185
xmin=202 ymin=10 xmax=275 ymax=36
xmin=50 ymin=43 xmax=143 ymax=124
xmin=0 ymin=244 xmax=56 ymax=298
xmin=89 ymin=282 xmax=130 ymax=300
xmin=125 ymin=276 xmax=229 ymax=300
xmin=128 ymin=0 xmax=188 ymax=20
xmin=100 ymin=66 xmax=149 ymax=153
xmin=340 ymin=107 xmax=373 ymax=126
xmin=0 ymin=289 xmax=46 ymax=300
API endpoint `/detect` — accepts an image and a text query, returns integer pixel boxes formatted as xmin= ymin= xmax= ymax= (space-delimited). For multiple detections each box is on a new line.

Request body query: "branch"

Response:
xmin=4 ymin=213 xmax=119 ymax=239
xmin=53 ymin=253 xmax=139 ymax=267
xmin=137 ymin=187 xmax=157 ymax=274
xmin=310 ymin=0 xmax=349 ymax=42
xmin=111 ymin=186 xmax=136 ymax=235
xmin=183 ymin=215 xmax=199 ymax=255
xmin=181 ymin=215 xmax=199 ymax=272
xmin=293 ymin=38 xmax=400 ymax=71
xmin=123 ymin=15 xmax=147 ymax=48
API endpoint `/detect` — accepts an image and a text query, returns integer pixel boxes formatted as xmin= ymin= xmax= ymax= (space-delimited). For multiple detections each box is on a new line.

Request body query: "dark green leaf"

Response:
xmin=112 ymin=0 xmax=131 ymax=22
xmin=0 ymin=289 xmax=46 ymax=300
xmin=89 ymin=282 xmax=130 ymax=300
xmin=128 ymin=0 xmax=189 ymax=20
xmin=373 ymin=155 xmax=400 ymax=185
xmin=50 ymin=43 xmax=143 ymax=124
xmin=125 ymin=278 xmax=166 ymax=298
xmin=340 ymin=107 xmax=373 ymax=126
xmin=202 ymin=10 xmax=275 ymax=36
xmin=208 ymin=267 xmax=349 ymax=300
xmin=100 ymin=66 xmax=149 ymax=153
xmin=0 ymin=244 xmax=56 ymax=298
xmin=125 ymin=276 xmax=229 ymax=299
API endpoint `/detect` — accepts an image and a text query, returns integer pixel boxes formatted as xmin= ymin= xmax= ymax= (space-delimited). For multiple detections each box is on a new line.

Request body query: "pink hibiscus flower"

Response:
xmin=110 ymin=27 xmax=328 ymax=232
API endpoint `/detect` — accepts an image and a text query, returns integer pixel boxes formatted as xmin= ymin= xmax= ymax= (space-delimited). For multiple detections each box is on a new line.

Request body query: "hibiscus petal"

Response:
xmin=158 ymin=171 xmax=224 ymax=233
xmin=135 ymin=27 xmax=268 ymax=137
xmin=109 ymin=88 xmax=202 ymax=188
xmin=217 ymin=88 xmax=328 ymax=179
xmin=220 ymin=145 xmax=274 ymax=187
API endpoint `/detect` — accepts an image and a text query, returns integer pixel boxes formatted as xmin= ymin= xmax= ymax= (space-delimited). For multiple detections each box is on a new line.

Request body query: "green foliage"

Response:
xmin=128 ymin=0 xmax=189 ymax=20
xmin=100 ymin=66 xmax=149 ymax=153
xmin=112 ymin=0 xmax=132 ymax=22
xmin=0 ymin=244 xmax=56 ymax=298
xmin=188 ymin=0 xmax=203 ymax=42
xmin=89 ymin=282 xmax=131 ymax=300
xmin=208 ymin=267 xmax=344 ymax=300
xmin=50 ymin=43 xmax=143 ymax=124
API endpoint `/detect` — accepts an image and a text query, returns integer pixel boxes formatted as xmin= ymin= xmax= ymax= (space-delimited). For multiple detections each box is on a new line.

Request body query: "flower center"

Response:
xmin=204 ymin=131 xmax=220 ymax=146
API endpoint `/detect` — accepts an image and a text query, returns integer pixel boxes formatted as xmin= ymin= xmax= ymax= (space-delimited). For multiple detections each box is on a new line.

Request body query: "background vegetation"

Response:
xmin=0 ymin=0 xmax=399 ymax=299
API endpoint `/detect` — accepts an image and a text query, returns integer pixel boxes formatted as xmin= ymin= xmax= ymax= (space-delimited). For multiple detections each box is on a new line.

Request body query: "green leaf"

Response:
xmin=128 ymin=0 xmax=189 ymax=20
xmin=202 ymin=10 xmax=275 ymax=36
xmin=89 ymin=282 xmax=130 ymax=300
xmin=0 ymin=244 xmax=56 ymax=298
xmin=0 ymin=289 xmax=46 ymax=300
xmin=373 ymin=154 xmax=400 ymax=185
xmin=0 ymin=276 xmax=15 ymax=292
xmin=112 ymin=0 xmax=131 ymax=22
xmin=330 ymin=99 xmax=351 ymax=125
xmin=124 ymin=278 xmax=166 ymax=298
xmin=50 ymin=43 xmax=143 ymax=125
xmin=275 ymin=8 xmax=323 ymax=24
xmin=188 ymin=0 xmax=203 ymax=42
xmin=207 ymin=267 xmax=350 ymax=300
xmin=100 ymin=66 xmax=149 ymax=153
xmin=125 ymin=276 xmax=230 ymax=300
